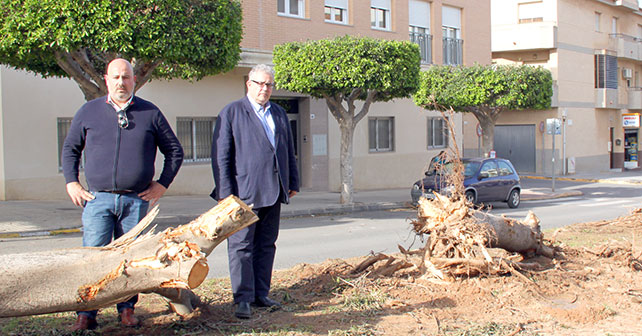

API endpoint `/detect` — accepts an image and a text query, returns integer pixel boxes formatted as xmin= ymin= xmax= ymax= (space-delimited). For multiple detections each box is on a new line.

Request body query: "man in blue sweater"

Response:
xmin=62 ymin=58 xmax=183 ymax=331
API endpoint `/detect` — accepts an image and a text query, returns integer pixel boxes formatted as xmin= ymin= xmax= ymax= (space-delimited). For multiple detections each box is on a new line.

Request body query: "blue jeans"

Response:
xmin=78 ymin=191 xmax=149 ymax=319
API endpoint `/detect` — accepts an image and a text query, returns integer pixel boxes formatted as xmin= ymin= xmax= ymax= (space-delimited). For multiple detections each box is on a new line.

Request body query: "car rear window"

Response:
xmin=463 ymin=162 xmax=480 ymax=178
xmin=497 ymin=161 xmax=515 ymax=176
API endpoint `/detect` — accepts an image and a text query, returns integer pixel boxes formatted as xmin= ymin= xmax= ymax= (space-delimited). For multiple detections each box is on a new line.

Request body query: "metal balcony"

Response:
xmin=443 ymin=37 xmax=463 ymax=65
xmin=409 ymin=32 xmax=433 ymax=64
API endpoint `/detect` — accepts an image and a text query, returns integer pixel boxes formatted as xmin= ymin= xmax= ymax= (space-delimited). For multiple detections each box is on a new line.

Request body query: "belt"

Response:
xmin=100 ymin=190 xmax=134 ymax=194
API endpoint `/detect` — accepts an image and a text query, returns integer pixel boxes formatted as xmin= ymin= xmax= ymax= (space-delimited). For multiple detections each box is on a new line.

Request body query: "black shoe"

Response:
xmin=254 ymin=296 xmax=282 ymax=308
xmin=234 ymin=302 xmax=251 ymax=319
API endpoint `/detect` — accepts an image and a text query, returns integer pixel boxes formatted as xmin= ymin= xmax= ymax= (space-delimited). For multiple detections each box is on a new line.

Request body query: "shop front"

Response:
xmin=623 ymin=113 xmax=640 ymax=169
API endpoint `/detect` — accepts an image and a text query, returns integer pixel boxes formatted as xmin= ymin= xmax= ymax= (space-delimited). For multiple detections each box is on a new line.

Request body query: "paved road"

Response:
xmin=2 ymin=179 xmax=641 ymax=278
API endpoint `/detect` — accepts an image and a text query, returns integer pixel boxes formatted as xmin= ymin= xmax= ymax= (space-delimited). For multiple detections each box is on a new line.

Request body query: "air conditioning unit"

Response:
xmin=622 ymin=68 xmax=633 ymax=79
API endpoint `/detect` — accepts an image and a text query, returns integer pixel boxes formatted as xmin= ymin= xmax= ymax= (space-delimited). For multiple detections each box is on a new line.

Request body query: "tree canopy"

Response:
xmin=413 ymin=64 xmax=552 ymax=112
xmin=273 ymin=35 xmax=420 ymax=102
xmin=273 ymin=35 xmax=421 ymax=203
xmin=413 ymin=64 xmax=553 ymax=153
xmin=0 ymin=0 xmax=243 ymax=100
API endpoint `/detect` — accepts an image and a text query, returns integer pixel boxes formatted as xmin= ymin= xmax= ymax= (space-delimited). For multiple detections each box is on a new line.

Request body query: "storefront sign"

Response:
xmin=622 ymin=113 xmax=640 ymax=128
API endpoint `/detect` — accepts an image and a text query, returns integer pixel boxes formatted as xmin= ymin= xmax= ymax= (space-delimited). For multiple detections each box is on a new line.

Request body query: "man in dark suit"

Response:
xmin=211 ymin=64 xmax=299 ymax=319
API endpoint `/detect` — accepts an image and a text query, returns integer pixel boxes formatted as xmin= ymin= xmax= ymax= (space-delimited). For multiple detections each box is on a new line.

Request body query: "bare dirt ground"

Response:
xmin=2 ymin=209 xmax=642 ymax=336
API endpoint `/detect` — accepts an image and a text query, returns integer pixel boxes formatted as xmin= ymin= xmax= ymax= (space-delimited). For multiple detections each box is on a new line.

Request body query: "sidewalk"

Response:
xmin=1 ymin=170 xmax=641 ymax=239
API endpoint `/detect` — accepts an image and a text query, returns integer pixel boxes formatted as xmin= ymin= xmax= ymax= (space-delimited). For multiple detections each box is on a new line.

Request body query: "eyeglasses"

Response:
xmin=117 ymin=110 xmax=129 ymax=129
xmin=250 ymin=79 xmax=275 ymax=88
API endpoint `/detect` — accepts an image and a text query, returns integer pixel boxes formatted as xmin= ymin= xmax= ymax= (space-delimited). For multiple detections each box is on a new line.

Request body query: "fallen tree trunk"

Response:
xmin=0 ymin=195 xmax=257 ymax=318
xmin=354 ymin=193 xmax=554 ymax=279
xmin=473 ymin=209 xmax=554 ymax=258
xmin=415 ymin=193 xmax=552 ymax=257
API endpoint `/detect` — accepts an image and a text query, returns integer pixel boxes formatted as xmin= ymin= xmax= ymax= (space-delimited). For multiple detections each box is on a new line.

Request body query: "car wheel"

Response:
xmin=465 ymin=190 xmax=476 ymax=204
xmin=507 ymin=189 xmax=520 ymax=208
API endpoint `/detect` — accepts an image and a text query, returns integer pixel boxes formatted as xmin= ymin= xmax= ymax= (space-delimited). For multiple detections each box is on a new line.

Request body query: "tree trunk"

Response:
xmin=339 ymin=122 xmax=355 ymax=204
xmin=324 ymin=90 xmax=376 ymax=205
xmin=54 ymin=49 xmax=158 ymax=101
xmin=473 ymin=210 xmax=554 ymax=258
xmin=0 ymin=195 xmax=257 ymax=318
xmin=468 ymin=106 xmax=503 ymax=156
xmin=415 ymin=195 xmax=553 ymax=258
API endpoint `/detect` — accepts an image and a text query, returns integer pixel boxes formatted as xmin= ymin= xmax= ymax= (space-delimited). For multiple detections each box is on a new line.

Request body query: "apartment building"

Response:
xmin=0 ymin=0 xmax=491 ymax=200
xmin=479 ymin=0 xmax=642 ymax=175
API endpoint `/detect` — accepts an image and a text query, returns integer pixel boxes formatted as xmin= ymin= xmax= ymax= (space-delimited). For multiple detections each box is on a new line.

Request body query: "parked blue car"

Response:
xmin=411 ymin=157 xmax=521 ymax=208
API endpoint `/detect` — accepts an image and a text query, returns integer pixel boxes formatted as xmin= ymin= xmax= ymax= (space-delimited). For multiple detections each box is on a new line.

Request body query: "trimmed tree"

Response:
xmin=413 ymin=64 xmax=553 ymax=155
xmin=0 ymin=0 xmax=243 ymax=101
xmin=273 ymin=35 xmax=421 ymax=204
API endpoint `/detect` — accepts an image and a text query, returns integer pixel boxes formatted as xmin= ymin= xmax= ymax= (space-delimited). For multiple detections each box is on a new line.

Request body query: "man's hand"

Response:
xmin=289 ymin=190 xmax=297 ymax=198
xmin=138 ymin=181 xmax=167 ymax=207
xmin=66 ymin=182 xmax=95 ymax=207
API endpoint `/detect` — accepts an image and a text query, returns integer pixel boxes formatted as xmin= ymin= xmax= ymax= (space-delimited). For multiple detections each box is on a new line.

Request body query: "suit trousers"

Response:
xmin=227 ymin=200 xmax=282 ymax=303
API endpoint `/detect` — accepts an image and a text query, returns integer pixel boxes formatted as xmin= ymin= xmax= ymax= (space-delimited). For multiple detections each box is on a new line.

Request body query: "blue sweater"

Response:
xmin=62 ymin=96 xmax=183 ymax=193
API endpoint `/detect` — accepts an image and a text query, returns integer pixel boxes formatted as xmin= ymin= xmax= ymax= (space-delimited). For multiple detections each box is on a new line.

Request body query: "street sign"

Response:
xmin=546 ymin=118 xmax=561 ymax=135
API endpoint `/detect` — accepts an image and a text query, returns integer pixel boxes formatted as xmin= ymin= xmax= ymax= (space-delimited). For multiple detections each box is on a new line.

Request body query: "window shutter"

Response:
xmin=371 ymin=0 xmax=391 ymax=10
xmin=326 ymin=0 xmax=347 ymax=9
xmin=442 ymin=6 xmax=461 ymax=28
xmin=409 ymin=0 xmax=430 ymax=28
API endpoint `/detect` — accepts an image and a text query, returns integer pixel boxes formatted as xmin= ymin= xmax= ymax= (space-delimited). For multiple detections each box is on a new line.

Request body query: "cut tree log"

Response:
xmin=0 ymin=195 xmax=257 ymax=318
xmin=473 ymin=210 xmax=554 ymax=258
xmin=351 ymin=194 xmax=556 ymax=279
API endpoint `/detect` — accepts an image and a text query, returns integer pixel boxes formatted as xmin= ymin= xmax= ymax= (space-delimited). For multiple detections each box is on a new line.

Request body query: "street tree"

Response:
xmin=413 ymin=64 xmax=552 ymax=155
xmin=273 ymin=36 xmax=421 ymax=204
xmin=0 ymin=0 xmax=243 ymax=101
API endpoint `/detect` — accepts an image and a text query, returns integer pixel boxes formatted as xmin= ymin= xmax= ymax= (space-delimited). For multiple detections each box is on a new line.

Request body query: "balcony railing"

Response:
xmin=609 ymin=33 xmax=642 ymax=61
xmin=595 ymin=88 xmax=618 ymax=109
xmin=629 ymin=87 xmax=642 ymax=110
xmin=492 ymin=21 xmax=557 ymax=52
xmin=443 ymin=37 xmax=463 ymax=65
xmin=409 ymin=32 xmax=433 ymax=64
xmin=615 ymin=0 xmax=639 ymax=11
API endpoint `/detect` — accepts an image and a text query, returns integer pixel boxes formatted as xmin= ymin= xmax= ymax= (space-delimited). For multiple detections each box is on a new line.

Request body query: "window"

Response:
xmin=427 ymin=117 xmax=448 ymax=148
xmin=369 ymin=117 xmax=394 ymax=152
xmin=518 ymin=1 xmax=544 ymax=23
xmin=612 ymin=17 xmax=618 ymax=34
xmin=278 ymin=0 xmax=304 ymax=17
xmin=371 ymin=0 xmax=391 ymax=30
xmin=480 ymin=161 xmax=499 ymax=178
xmin=594 ymin=12 xmax=601 ymax=32
xmin=442 ymin=6 xmax=463 ymax=65
xmin=177 ymin=117 xmax=216 ymax=162
xmin=325 ymin=0 xmax=348 ymax=24
xmin=57 ymin=118 xmax=83 ymax=171
xmin=497 ymin=161 xmax=515 ymax=176
xmin=594 ymin=54 xmax=618 ymax=89
xmin=409 ymin=0 xmax=432 ymax=63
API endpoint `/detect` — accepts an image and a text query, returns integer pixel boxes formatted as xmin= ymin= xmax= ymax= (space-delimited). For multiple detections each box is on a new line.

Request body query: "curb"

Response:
xmin=521 ymin=190 xmax=583 ymax=201
xmin=0 ymin=227 xmax=81 ymax=239
xmin=0 ymin=202 xmax=411 ymax=240
xmin=521 ymin=175 xmax=642 ymax=185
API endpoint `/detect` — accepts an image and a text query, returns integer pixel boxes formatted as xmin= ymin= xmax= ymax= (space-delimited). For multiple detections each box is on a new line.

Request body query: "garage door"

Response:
xmin=494 ymin=125 xmax=536 ymax=173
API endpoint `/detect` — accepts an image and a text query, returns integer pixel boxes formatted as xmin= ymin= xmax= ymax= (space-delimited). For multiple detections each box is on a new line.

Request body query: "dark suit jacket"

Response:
xmin=211 ymin=96 xmax=299 ymax=208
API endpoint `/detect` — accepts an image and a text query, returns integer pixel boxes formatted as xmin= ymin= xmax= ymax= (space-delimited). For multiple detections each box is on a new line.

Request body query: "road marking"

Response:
xmin=524 ymin=197 xmax=584 ymax=204
xmin=578 ymin=199 xmax=633 ymax=207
